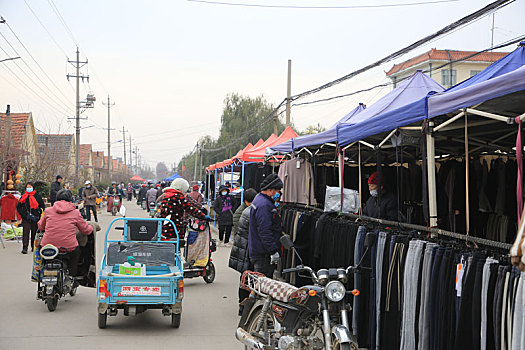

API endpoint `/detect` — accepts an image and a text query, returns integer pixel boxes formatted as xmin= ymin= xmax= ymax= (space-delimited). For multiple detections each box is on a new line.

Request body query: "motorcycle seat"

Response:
xmin=258 ymin=276 xmax=298 ymax=303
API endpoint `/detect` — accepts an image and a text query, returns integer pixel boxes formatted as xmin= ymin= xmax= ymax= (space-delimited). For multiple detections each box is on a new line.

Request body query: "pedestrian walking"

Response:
xmin=213 ymin=185 xmax=234 ymax=246
xmin=187 ymin=184 xmax=202 ymax=204
xmin=82 ymin=180 xmax=98 ymax=222
xmin=49 ymin=175 xmax=63 ymax=205
xmin=16 ymin=182 xmax=45 ymax=254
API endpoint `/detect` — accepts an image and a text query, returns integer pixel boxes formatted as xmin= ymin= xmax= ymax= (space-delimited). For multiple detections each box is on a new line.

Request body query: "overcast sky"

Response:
xmin=0 ymin=0 xmax=523 ymax=169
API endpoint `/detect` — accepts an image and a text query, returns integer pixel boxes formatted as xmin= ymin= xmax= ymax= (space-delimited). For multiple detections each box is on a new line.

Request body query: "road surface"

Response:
xmin=0 ymin=201 xmax=243 ymax=349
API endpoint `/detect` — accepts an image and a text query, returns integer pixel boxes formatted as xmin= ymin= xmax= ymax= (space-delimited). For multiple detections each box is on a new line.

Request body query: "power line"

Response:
xmin=187 ymin=0 xmax=459 ymax=9
xmin=2 ymin=19 xmax=73 ymax=108
xmin=288 ymin=0 xmax=515 ymax=102
xmin=46 ymin=0 xmax=78 ymax=46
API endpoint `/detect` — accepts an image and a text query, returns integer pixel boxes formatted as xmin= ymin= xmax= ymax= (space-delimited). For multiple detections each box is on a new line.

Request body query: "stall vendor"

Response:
xmin=362 ymin=171 xmax=400 ymax=221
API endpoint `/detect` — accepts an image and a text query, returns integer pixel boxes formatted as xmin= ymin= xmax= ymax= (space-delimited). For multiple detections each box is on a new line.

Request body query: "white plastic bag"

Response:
xmin=119 ymin=205 xmax=126 ymax=217
xmin=324 ymin=186 xmax=359 ymax=214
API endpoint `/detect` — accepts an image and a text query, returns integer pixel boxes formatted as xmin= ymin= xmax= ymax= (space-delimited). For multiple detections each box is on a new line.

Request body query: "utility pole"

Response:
xmin=102 ymin=96 xmax=115 ymax=174
xmin=122 ymin=126 xmax=127 ymax=168
xmin=129 ymin=135 xmax=132 ymax=173
xmin=199 ymin=148 xmax=203 ymax=182
xmin=286 ymin=59 xmax=291 ymax=127
xmin=273 ymin=111 xmax=278 ymax=135
xmin=135 ymin=146 xmax=138 ymax=174
xmin=490 ymin=13 xmax=496 ymax=48
xmin=193 ymin=142 xmax=199 ymax=182
xmin=67 ymin=48 xmax=89 ymax=182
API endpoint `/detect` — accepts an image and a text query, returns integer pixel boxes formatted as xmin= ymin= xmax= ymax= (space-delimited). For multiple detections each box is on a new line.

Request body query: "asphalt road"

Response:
xmin=0 ymin=201 xmax=243 ymax=350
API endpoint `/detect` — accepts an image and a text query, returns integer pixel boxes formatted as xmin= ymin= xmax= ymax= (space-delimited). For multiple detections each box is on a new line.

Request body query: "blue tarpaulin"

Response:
xmin=164 ymin=173 xmax=181 ymax=181
xmin=269 ymin=103 xmax=366 ymax=154
xmin=336 ymin=71 xmax=444 ymax=146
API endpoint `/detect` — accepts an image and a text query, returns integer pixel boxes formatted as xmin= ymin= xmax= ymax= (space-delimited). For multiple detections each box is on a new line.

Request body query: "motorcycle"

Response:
xmin=37 ymin=244 xmax=78 ymax=312
xmin=236 ymin=233 xmax=376 ymax=350
xmin=110 ymin=195 xmax=120 ymax=216
xmin=149 ymin=201 xmax=157 ymax=217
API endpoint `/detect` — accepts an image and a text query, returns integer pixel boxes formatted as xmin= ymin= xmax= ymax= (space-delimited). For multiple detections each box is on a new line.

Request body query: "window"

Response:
xmin=470 ymin=70 xmax=481 ymax=77
xmin=441 ymin=69 xmax=457 ymax=86
xmin=441 ymin=69 xmax=456 ymax=86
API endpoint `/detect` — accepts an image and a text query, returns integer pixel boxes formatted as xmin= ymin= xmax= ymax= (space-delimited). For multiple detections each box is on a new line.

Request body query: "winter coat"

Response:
xmin=232 ymin=202 xmax=247 ymax=237
xmin=188 ymin=190 xmax=202 ymax=204
xmin=213 ymin=186 xmax=234 ymax=226
xmin=108 ymin=187 xmax=123 ymax=199
xmin=146 ymin=188 xmax=158 ymax=203
xmin=159 ymin=190 xmax=206 ymax=239
xmin=49 ymin=181 xmax=62 ymax=204
xmin=248 ymin=193 xmax=282 ymax=259
xmin=229 ymin=206 xmax=251 ymax=273
xmin=82 ymin=186 xmax=98 ymax=206
xmin=138 ymin=187 xmax=148 ymax=200
xmin=362 ymin=190 xmax=400 ymax=221
xmin=38 ymin=201 xmax=93 ymax=251
xmin=16 ymin=192 xmax=45 ymax=222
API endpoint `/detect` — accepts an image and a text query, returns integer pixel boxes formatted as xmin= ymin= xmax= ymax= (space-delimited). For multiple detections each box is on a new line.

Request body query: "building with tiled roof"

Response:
xmin=79 ymin=144 xmax=94 ymax=181
xmin=0 ymin=112 xmax=39 ymax=182
xmin=92 ymin=151 xmax=106 ymax=183
xmin=36 ymin=134 xmax=76 ymax=181
xmin=385 ymin=48 xmax=508 ymax=88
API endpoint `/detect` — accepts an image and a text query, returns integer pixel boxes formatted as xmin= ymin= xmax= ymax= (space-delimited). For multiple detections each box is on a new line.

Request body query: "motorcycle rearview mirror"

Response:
xmin=364 ymin=232 xmax=377 ymax=248
xmin=280 ymin=235 xmax=294 ymax=250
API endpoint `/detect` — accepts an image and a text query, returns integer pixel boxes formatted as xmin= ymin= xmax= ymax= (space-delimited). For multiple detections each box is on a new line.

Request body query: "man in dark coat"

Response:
xmin=213 ymin=185 xmax=234 ymax=245
xmin=49 ymin=175 xmax=63 ymax=205
xmin=362 ymin=171 xmax=400 ymax=221
xmin=228 ymin=188 xmax=257 ymax=315
xmin=248 ymin=174 xmax=284 ymax=278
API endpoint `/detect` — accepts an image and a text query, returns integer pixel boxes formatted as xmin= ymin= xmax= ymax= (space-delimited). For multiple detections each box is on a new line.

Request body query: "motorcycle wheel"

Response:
xmin=46 ymin=297 xmax=58 ymax=312
xmin=333 ymin=343 xmax=351 ymax=350
xmin=112 ymin=208 xmax=116 ymax=216
xmin=98 ymin=312 xmax=107 ymax=329
xmin=69 ymin=287 xmax=77 ymax=297
xmin=171 ymin=313 xmax=181 ymax=328
xmin=245 ymin=307 xmax=274 ymax=344
xmin=203 ymin=262 xmax=215 ymax=284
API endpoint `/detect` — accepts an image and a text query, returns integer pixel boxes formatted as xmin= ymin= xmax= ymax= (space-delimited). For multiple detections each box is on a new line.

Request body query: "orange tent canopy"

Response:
xmin=242 ymin=127 xmax=298 ymax=161
xmin=130 ymin=175 xmax=145 ymax=181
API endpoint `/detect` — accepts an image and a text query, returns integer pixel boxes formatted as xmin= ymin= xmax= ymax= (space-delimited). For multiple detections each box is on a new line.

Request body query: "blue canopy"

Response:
xmin=164 ymin=173 xmax=181 ymax=181
xmin=336 ymin=71 xmax=444 ymax=146
xmin=427 ymin=43 xmax=525 ymax=117
xmin=269 ymin=103 xmax=366 ymax=154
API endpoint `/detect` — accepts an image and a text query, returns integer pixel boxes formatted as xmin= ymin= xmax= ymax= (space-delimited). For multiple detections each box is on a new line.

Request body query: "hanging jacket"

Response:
xmin=16 ymin=191 xmax=45 ymax=222
xmin=248 ymin=193 xmax=282 ymax=258
xmin=229 ymin=206 xmax=252 ymax=273
xmin=38 ymin=201 xmax=93 ymax=251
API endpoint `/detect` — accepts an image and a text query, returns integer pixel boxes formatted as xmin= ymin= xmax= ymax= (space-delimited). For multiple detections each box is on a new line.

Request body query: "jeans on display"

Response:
xmin=511 ymin=272 xmax=525 ymax=350
xmin=352 ymin=226 xmax=366 ymax=337
xmin=428 ymin=247 xmax=444 ymax=350
xmin=481 ymin=258 xmax=499 ymax=350
xmin=418 ymin=243 xmax=437 ymax=350
xmin=375 ymin=232 xmax=388 ymax=350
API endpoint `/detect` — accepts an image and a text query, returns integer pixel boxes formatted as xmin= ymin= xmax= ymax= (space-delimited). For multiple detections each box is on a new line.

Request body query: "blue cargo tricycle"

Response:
xmin=97 ymin=218 xmax=184 ymax=328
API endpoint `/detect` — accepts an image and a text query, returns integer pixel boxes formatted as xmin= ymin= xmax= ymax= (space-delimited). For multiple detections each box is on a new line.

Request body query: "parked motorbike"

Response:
xmin=37 ymin=244 xmax=78 ymax=312
xmin=236 ymin=233 xmax=376 ymax=350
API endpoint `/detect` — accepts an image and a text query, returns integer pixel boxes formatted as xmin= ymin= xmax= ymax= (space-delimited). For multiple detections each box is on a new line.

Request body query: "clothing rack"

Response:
xmin=0 ymin=190 xmax=21 ymax=246
xmin=285 ymin=203 xmax=512 ymax=250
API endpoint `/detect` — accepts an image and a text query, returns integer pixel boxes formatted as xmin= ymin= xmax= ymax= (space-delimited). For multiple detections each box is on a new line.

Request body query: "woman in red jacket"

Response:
xmin=16 ymin=182 xmax=46 ymax=254
xmin=38 ymin=189 xmax=93 ymax=276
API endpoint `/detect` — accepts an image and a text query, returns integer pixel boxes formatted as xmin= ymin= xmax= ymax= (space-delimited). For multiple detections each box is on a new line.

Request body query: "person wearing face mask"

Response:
xmin=362 ymin=171 xmax=399 ymax=221
xmin=16 ymin=182 xmax=46 ymax=254
xmin=248 ymin=174 xmax=284 ymax=278
xmin=82 ymin=180 xmax=98 ymax=222
xmin=213 ymin=185 xmax=234 ymax=246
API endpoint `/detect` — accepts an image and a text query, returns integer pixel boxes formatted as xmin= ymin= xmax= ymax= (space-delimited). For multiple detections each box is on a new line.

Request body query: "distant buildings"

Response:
xmin=386 ymin=49 xmax=508 ymax=88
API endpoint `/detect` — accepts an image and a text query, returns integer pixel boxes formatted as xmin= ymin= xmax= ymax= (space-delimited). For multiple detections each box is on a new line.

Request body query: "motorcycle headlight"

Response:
xmin=325 ymin=281 xmax=346 ymax=302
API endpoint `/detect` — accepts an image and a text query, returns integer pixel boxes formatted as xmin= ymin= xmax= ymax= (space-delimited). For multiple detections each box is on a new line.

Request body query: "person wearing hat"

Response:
xmin=159 ymin=178 xmax=210 ymax=241
xmin=82 ymin=180 xmax=98 ymax=222
xmin=49 ymin=175 xmax=63 ymax=205
xmin=187 ymin=184 xmax=202 ymax=205
xmin=138 ymin=183 xmax=148 ymax=206
xmin=248 ymin=174 xmax=284 ymax=277
xmin=362 ymin=171 xmax=399 ymax=221
xmin=213 ymin=184 xmax=234 ymax=246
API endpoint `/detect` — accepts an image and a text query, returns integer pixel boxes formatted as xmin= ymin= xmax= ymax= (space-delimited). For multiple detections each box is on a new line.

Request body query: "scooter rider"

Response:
xmin=138 ymin=184 xmax=148 ymax=205
xmin=126 ymin=183 xmax=133 ymax=201
xmin=146 ymin=184 xmax=157 ymax=211
xmin=248 ymin=174 xmax=284 ymax=278
xmin=107 ymin=182 xmax=123 ymax=213
xmin=38 ymin=189 xmax=93 ymax=277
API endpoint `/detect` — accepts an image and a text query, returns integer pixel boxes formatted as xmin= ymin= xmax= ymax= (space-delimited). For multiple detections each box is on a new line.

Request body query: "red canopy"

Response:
xmin=242 ymin=127 xmax=297 ymax=161
xmin=130 ymin=175 xmax=145 ymax=181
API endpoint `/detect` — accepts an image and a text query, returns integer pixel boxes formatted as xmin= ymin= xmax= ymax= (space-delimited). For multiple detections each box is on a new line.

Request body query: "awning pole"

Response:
xmin=433 ymin=111 xmax=464 ymax=132
xmin=241 ymin=161 xmax=245 ymax=203
xmin=358 ymin=142 xmax=362 ymax=215
xmin=339 ymin=148 xmax=345 ymax=212
xmin=426 ymin=121 xmax=438 ymax=229
xmin=207 ymin=170 xmax=211 ymax=206
xmin=465 ymin=110 xmax=470 ymax=236
xmin=214 ymin=168 xmax=218 ymax=227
